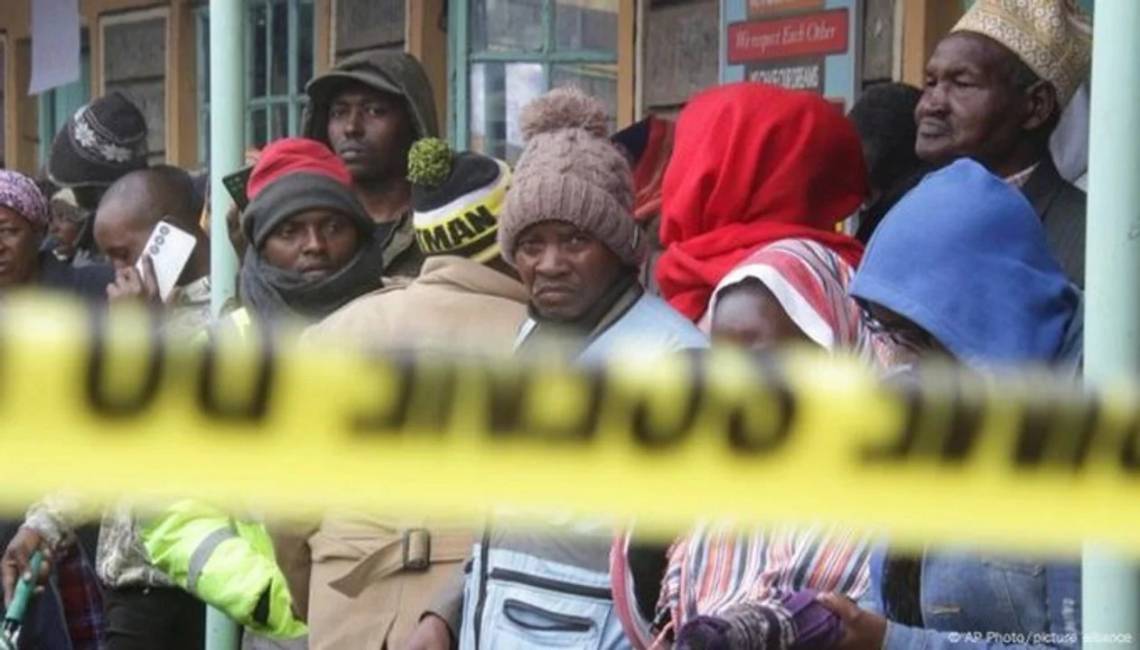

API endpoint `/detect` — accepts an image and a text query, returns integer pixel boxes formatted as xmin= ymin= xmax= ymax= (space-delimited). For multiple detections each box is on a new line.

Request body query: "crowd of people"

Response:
xmin=0 ymin=0 xmax=1095 ymax=648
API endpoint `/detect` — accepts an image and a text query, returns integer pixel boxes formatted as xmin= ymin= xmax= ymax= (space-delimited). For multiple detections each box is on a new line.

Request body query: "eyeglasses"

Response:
xmin=860 ymin=303 xmax=938 ymax=353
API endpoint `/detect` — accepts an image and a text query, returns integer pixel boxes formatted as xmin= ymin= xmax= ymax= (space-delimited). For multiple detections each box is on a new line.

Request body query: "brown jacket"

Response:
xmin=292 ymin=256 xmax=527 ymax=649
xmin=307 ymin=255 xmax=527 ymax=350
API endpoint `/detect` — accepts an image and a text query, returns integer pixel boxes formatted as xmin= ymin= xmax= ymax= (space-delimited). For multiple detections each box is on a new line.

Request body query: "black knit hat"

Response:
xmin=242 ymin=173 xmax=373 ymax=250
xmin=407 ymin=138 xmax=509 ymax=262
xmin=47 ymin=91 xmax=148 ymax=189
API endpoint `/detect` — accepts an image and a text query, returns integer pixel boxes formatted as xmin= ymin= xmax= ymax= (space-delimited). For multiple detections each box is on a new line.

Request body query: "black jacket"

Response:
xmin=1022 ymin=157 xmax=1086 ymax=288
xmin=38 ymin=252 xmax=114 ymax=301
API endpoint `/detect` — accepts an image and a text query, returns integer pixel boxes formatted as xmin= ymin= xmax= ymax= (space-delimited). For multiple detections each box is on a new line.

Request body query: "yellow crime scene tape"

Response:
xmin=0 ymin=294 xmax=1137 ymax=555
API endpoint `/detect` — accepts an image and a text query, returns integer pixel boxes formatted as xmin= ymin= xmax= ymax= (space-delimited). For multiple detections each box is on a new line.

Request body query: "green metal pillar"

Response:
xmin=1083 ymin=1 xmax=1140 ymax=647
xmin=205 ymin=0 xmax=245 ymax=647
xmin=208 ymin=0 xmax=245 ymax=317
xmin=206 ymin=606 xmax=242 ymax=650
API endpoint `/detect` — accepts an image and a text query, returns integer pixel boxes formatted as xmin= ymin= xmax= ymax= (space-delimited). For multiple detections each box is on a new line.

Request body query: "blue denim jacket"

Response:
xmin=864 ymin=546 xmax=1080 ymax=650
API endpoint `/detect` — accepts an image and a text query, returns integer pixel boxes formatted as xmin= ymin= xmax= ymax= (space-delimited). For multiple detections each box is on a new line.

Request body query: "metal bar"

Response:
xmin=205 ymin=0 xmax=247 ymax=642
xmin=207 ymin=0 xmax=245 ymax=314
xmin=287 ymin=0 xmax=299 ymax=137
xmin=543 ymin=0 xmax=556 ymax=100
xmin=451 ymin=0 xmax=470 ymax=148
xmin=469 ymin=50 xmax=616 ymax=63
xmin=205 ymin=606 xmax=241 ymax=650
xmin=38 ymin=93 xmax=55 ymax=168
xmin=263 ymin=0 xmax=273 ymax=140
xmin=542 ymin=0 xmax=553 ymax=55
xmin=1082 ymin=1 xmax=1140 ymax=648
xmin=196 ymin=9 xmax=208 ymax=164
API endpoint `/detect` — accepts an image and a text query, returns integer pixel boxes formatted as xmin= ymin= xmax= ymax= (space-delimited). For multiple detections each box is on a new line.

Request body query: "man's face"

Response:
xmin=326 ymin=84 xmax=414 ymax=184
xmin=93 ymin=205 xmax=152 ymax=271
xmin=914 ymin=33 xmax=1030 ymax=169
xmin=514 ymin=221 xmax=625 ymax=322
xmin=260 ymin=209 xmax=361 ymax=279
xmin=0 ymin=207 xmax=42 ymax=287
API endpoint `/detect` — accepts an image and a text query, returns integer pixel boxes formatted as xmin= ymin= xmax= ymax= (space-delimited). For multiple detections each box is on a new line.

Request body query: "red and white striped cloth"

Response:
xmin=614 ymin=239 xmax=877 ymax=648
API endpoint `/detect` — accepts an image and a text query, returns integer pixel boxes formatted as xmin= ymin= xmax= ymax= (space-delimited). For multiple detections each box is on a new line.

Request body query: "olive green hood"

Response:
xmin=302 ymin=51 xmax=439 ymax=144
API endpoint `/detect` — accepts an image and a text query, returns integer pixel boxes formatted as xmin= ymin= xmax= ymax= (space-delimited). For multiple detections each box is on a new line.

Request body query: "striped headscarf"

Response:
xmin=613 ymin=239 xmax=874 ymax=648
xmin=707 ymin=238 xmax=869 ymax=353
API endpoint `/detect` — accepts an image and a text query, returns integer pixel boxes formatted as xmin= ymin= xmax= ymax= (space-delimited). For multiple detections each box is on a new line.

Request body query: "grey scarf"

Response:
xmin=239 ymin=235 xmax=384 ymax=323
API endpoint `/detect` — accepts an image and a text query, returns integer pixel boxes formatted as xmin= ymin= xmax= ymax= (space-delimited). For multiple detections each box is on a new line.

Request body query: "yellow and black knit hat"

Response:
xmin=408 ymin=138 xmax=510 ymax=263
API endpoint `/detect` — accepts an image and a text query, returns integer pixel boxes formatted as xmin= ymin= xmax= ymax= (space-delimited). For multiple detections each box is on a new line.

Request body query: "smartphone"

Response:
xmin=222 ymin=165 xmax=254 ymax=211
xmin=137 ymin=220 xmax=197 ymax=304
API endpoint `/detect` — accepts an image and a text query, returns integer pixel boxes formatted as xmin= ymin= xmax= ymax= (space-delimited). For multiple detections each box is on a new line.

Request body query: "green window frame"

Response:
xmin=38 ymin=37 xmax=91 ymax=168
xmin=196 ymin=0 xmax=315 ymax=163
xmin=449 ymin=0 xmax=620 ymax=162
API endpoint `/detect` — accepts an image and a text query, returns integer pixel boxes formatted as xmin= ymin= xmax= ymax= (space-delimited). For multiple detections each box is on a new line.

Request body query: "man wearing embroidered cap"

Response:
xmin=915 ymin=0 xmax=1091 ymax=286
xmin=296 ymin=139 xmax=526 ymax=650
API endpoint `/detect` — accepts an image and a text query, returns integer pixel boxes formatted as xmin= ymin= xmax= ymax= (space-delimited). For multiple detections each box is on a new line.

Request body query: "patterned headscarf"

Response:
xmin=0 ymin=171 xmax=49 ymax=230
xmin=952 ymin=0 xmax=1092 ymax=105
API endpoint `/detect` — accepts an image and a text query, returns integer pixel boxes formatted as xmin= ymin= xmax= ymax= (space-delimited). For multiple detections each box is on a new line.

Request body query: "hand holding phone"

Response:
xmin=108 ymin=257 xmax=161 ymax=304
xmin=135 ymin=220 xmax=197 ymax=303
xmin=223 ymin=165 xmax=254 ymax=211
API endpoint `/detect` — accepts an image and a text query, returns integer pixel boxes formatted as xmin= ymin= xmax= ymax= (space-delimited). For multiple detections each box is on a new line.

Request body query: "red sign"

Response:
xmin=727 ymin=9 xmax=849 ymax=64
xmin=748 ymin=0 xmax=824 ymax=18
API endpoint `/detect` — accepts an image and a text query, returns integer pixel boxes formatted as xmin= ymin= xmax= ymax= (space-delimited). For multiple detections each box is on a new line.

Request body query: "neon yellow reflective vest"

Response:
xmin=142 ymin=499 xmax=307 ymax=639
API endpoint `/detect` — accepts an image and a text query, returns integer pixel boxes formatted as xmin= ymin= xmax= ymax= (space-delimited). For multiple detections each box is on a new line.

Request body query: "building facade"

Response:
xmin=0 ymin=0 xmax=967 ymax=174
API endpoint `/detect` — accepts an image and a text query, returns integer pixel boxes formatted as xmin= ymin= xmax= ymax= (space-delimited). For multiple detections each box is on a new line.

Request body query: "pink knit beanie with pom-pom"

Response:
xmin=497 ymin=87 xmax=644 ymax=267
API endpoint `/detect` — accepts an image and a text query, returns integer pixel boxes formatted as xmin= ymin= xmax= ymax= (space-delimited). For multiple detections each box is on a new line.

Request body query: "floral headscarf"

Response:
xmin=0 ymin=171 xmax=49 ymax=230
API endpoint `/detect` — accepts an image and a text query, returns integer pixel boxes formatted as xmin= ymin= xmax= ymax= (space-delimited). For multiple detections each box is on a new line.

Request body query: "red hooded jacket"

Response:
xmin=656 ymin=83 xmax=868 ymax=321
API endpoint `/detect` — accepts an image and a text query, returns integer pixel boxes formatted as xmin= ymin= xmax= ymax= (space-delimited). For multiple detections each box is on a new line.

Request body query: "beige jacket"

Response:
xmin=307 ymin=255 xmax=527 ymax=352
xmin=295 ymin=255 xmax=527 ymax=649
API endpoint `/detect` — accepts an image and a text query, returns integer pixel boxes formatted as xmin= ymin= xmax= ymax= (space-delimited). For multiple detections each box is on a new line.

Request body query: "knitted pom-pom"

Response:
xmin=407 ymin=137 xmax=453 ymax=187
xmin=520 ymin=87 xmax=608 ymax=141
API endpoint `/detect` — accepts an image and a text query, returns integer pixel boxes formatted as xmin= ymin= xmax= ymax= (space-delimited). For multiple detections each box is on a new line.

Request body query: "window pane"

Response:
xmin=250 ymin=2 xmax=268 ymax=98
xmin=197 ymin=11 xmax=210 ymax=163
xmin=554 ymin=0 xmax=617 ymax=51
xmin=297 ymin=1 xmax=315 ymax=93
xmin=551 ymin=63 xmax=617 ymax=133
xmin=470 ymin=0 xmax=544 ymax=53
xmin=294 ymin=98 xmax=309 ymax=134
xmin=469 ymin=62 xmax=544 ymax=163
xmin=270 ymin=104 xmax=290 ymax=142
xmin=250 ymin=107 xmax=268 ymax=148
xmin=199 ymin=12 xmax=210 ymax=90
xmin=270 ymin=1 xmax=289 ymax=96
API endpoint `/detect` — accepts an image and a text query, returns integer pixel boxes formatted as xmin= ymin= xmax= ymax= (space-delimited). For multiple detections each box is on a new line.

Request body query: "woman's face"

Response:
xmin=0 ymin=207 xmax=42 ymax=287
xmin=260 ymin=209 xmax=361 ymax=279
xmin=711 ymin=280 xmax=809 ymax=351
